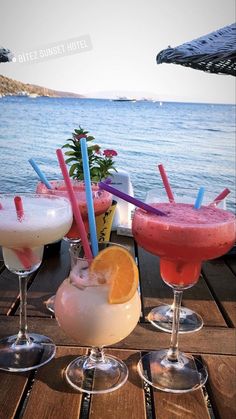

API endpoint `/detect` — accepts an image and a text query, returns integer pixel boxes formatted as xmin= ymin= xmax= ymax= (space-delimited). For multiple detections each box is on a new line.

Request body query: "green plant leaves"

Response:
xmin=61 ymin=127 xmax=117 ymax=182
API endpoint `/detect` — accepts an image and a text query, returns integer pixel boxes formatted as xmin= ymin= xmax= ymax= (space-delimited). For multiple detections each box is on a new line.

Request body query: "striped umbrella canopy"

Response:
xmin=0 ymin=46 xmax=13 ymax=63
xmin=156 ymin=23 xmax=236 ymax=76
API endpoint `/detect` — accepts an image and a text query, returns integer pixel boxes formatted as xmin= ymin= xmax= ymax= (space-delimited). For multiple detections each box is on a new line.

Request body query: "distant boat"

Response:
xmin=28 ymin=93 xmax=39 ymax=98
xmin=113 ymin=97 xmax=136 ymax=102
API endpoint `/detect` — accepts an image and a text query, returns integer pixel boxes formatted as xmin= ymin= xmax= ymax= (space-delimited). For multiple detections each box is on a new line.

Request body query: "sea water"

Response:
xmin=0 ymin=97 xmax=235 ymax=212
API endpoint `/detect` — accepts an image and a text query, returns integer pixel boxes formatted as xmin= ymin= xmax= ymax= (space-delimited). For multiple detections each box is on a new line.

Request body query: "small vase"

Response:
xmin=96 ymin=200 xmax=117 ymax=242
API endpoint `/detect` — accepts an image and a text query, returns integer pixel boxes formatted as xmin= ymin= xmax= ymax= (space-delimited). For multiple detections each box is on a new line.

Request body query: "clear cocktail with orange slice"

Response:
xmin=54 ymin=242 xmax=141 ymax=394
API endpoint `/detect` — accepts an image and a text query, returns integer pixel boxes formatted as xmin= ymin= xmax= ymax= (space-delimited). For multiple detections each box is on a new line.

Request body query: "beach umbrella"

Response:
xmin=0 ymin=46 xmax=13 ymax=63
xmin=156 ymin=23 xmax=236 ymax=76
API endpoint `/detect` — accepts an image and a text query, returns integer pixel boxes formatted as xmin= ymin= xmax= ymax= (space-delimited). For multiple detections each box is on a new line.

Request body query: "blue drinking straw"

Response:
xmin=80 ymin=138 xmax=99 ymax=257
xmin=28 ymin=158 xmax=52 ymax=189
xmin=194 ymin=187 xmax=205 ymax=209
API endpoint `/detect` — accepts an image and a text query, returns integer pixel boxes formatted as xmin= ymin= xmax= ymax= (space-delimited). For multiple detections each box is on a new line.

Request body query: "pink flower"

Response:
xmin=103 ymin=149 xmax=118 ymax=157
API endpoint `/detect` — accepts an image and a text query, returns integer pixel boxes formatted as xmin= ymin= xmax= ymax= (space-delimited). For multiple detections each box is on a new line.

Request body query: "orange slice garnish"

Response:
xmin=89 ymin=246 xmax=139 ymax=304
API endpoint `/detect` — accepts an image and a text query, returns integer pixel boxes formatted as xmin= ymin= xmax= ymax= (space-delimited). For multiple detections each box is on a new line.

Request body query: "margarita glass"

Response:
xmin=144 ymin=188 xmax=226 ymax=333
xmin=0 ymin=193 xmax=72 ymax=372
xmin=37 ymin=180 xmax=112 ymax=311
xmin=132 ymin=195 xmax=235 ymax=392
xmin=54 ymin=242 xmax=141 ymax=394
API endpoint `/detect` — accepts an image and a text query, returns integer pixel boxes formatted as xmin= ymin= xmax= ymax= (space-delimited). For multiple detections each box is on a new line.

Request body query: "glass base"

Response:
xmin=45 ymin=295 xmax=55 ymax=313
xmin=138 ymin=350 xmax=208 ymax=393
xmin=0 ymin=333 xmax=56 ymax=372
xmin=65 ymin=354 xmax=128 ymax=394
xmin=148 ymin=305 xmax=203 ymax=333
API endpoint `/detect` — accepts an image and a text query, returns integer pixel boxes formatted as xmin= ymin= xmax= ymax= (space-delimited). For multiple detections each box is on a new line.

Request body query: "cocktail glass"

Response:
xmin=54 ymin=242 xmax=141 ymax=394
xmin=132 ymin=193 xmax=235 ymax=392
xmin=36 ymin=180 xmax=112 ymax=312
xmin=0 ymin=193 xmax=72 ymax=372
xmin=144 ymin=188 xmax=224 ymax=333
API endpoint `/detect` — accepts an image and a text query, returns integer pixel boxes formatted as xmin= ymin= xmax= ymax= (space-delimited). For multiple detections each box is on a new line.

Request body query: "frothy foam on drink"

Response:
xmin=0 ymin=196 xmax=72 ymax=247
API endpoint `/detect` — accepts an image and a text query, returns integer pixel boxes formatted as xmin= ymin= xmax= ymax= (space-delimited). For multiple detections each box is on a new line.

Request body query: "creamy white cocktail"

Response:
xmin=55 ymin=266 xmax=140 ymax=347
xmin=55 ymin=243 xmax=141 ymax=394
xmin=0 ymin=193 xmax=73 ymax=372
xmin=0 ymin=195 xmax=72 ymax=273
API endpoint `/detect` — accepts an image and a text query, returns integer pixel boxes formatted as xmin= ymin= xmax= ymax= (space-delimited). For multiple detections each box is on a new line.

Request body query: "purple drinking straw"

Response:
xmin=98 ymin=181 xmax=167 ymax=216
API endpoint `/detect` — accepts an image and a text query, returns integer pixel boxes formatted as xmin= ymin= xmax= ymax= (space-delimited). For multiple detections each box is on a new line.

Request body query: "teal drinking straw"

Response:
xmin=194 ymin=187 xmax=205 ymax=209
xmin=80 ymin=138 xmax=99 ymax=257
xmin=28 ymin=158 xmax=52 ymax=189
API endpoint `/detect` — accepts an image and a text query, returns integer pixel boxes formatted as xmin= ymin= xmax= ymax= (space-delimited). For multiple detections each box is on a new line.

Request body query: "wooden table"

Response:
xmin=0 ymin=234 xmax=235 ymax=419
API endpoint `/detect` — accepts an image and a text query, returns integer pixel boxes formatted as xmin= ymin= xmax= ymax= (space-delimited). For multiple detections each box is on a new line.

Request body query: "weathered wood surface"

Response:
xmin=0 ymin=235 xmax=235 ymax=419
xmin=22 ymin=346 xmax=87 ymax=419
xmin=203 ymin=354 xmax=236 ymax=419
xmin=152 ymin=387 xmax=210 ymax=419
xmin=1 ymin=347 xmax=235 ymax=419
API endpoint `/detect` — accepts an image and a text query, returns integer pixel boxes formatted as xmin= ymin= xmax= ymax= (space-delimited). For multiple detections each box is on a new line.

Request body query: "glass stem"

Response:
xmin=89 ymin=347 xmax=105 ymax=363
xmin=167 ymin=289 xmax=183 ymax=362
xmin=15 ymin=275 xmax=31 ymax=345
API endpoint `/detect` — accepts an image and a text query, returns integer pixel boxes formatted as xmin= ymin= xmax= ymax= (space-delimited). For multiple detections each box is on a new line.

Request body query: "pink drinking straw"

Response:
xmin=56 ymin=148 xmax=93 ymax=260
xmin=14 ymin=196 xmax=24 ymax=221
xmin=12 ymin=196 xmax=35 ymax=269
xmin=158 ymin=164 xmax=175 ymax=203
xmin=211 ymin=188 xmax=231 ymax=206
xmin=13 ymin=248 xmax=39 ymax=270
xmin=0 ymin=199 xmax=29 ymax=269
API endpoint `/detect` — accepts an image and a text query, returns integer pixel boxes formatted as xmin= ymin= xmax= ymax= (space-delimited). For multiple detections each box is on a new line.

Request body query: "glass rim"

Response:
xmin=37 ymin=179 xmax=111 ymax=199
xmin=0 ymin=193 xmax=72 ymax=211
xmin=145 ymin=187 xmax=230 ymax=209
xmin=69 ymin=241 xmax=126 ymax=261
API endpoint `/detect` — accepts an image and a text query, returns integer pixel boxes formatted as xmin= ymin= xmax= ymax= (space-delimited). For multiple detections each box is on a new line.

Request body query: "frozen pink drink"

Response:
xmin=132 ymin=203 xmax=235 ymax=288
xmin=36 ymin=180 xmax=112 ymax=240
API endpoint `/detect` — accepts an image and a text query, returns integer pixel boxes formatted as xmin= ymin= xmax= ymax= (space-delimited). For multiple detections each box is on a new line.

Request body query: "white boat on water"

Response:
xmin=28 ymin=93 xmax=39 ymax=98
xmin=113 ymin=97 xmax=136 ymax=102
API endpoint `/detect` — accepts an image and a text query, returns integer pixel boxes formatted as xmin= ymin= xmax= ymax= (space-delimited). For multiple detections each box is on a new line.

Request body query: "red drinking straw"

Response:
xmin=56 ymin=148 xmax=93 ymax=260
xmin=13 ymin=248 xmax=39 ymax=270
xmin=12 ymin=196 xmax=35 ymax=269
xmin=157 ymin=164 xmax=175 ymax=203
xmin=211 ymin=188 xmax=231 ymax=206
xmin=14 ymin=196 xmax=24 ymax=221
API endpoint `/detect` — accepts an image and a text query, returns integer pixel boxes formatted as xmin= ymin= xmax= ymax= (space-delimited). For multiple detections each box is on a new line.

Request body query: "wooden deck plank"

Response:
xmin=202 ymin=259 xmax=236 ymax=327
xmin=25 ymin=242 xmax=70 ymax=317
xmin=22 ymin=346 xmax=86 ymax=419
xmin=203 ymin=355 xmax=236 ymax=419
xmin=224 ymin=254 xmax=236 ymax=276
xmin=153 ymin=389 xmax=210 ymax=419
xmin=89 ymin=349 xmax=146 ymax=419
xmin=0 ymin=317 xmax=235 ymax=355
xmin=137 ymin=247 xmax=227 ymax=327
xmin=0 ymin=370 xmax=29 ymax=419
xmin=0 ymin=267 xmax=20 ymax=315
